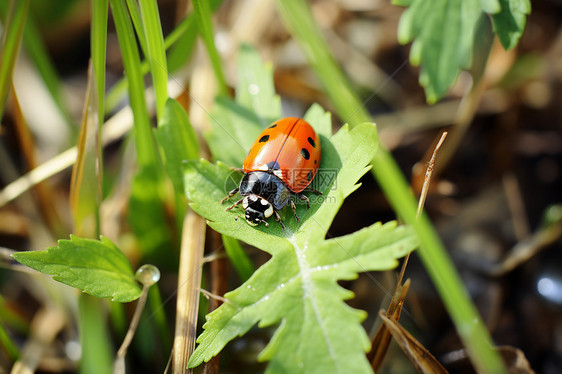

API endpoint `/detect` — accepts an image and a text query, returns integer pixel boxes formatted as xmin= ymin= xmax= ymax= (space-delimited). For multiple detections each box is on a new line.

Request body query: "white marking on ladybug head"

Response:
xmin=264 ymin=204 xmax=274 ymax=218
xmin=242 ymin=196 xmax=249 ymax=209
xmin=248 ymin=195 xmax=259 ymax=203
xmin=260 ymin=199 xmax=269 ymax=206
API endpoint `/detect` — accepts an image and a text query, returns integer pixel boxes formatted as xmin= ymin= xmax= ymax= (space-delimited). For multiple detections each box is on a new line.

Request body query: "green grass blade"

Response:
xmin=125 ymin=0 xmax=148 ymax=57
xmin=69 ymin=64 xmax=101 ymax=237
xmin=105 ymin=0 xmax=225 ymax=114
xmin=192 ymin=0 xmax=227 ymax=95
xmin=69 ymin=0 xmax=106 ymax=238
xmin=92 ymin=0 xmax=108 ymax=126
xmin=0 ymin=321 xmax=19 ymax=361
xmin=19 ymin=12 xmax=73 ymax=128
xmin=110 ymin=0 xmax=172 ymax=257
xmin=79 ymin=294 xmax=113 ymax=374
xmin=373 ymin=147 xmax=507 ymax=373
xmin=71 ymin=0 xmax=108 ymax=239
xmin=222 ymin=234 xmax=254 ymax=282
xmin=109 ymin=0 xmax=159 ymax=168
xmin=0 ymin=0 xmax=29 ymax=123
xmin=276 ymin=1 xmax=507 ymax=373
xmin=138 ymin=0 xmax=168 ymax=120
xmin=166 ymin=11 xmax=198 ymax=73
xmin=105 ymin=14 xmax=190 ymax=114
xmin=276 ymin=0 xmax=364 ymax=127
xmin=148 ymin=285 xmax=172 ymax=359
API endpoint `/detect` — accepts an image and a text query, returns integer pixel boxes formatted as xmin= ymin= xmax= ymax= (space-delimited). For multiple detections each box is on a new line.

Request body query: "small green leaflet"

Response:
xmin=395 ymin=0 xmax=530 ymax=103
xmin=13 ymin=235 xmax=142 ymax=303
xmin=204 ymin=44 xmax=281 ymax=168
xmin=154 ymin=98 xmax=199 ymax=194
xmin=491 ymin=0 xmax=530 ymax=50
xmin=184 ymin=107 xmax=418 ymax=373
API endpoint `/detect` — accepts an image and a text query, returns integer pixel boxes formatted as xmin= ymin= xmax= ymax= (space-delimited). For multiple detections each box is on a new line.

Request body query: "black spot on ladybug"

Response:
xmin=259 ymin=135 xmax=269 ymax=143
xmin=301 ymin=148 xmax=310 ymax=160
xmin=307 ymin=170 xmax=313 ymax=181
xmin=314 ymin=159 xmax=317 ymax=165
xmin=307 ymin=137 xmax=316 ymax=148
xmin=268 ymin=124 xmax=277 ymax=129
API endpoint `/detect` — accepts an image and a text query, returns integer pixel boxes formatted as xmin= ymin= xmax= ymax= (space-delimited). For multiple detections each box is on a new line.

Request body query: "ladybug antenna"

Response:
xmin=234 ymin=213 xmax=244 ymax=221
xmin=261 ymin=220 xmax=269 ymax=227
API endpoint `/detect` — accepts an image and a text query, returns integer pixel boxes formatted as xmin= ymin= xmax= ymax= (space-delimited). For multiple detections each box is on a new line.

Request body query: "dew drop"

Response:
xmin=135 ymin=264 xmax=160 ymax=286
xmin=65 ymin=340 xmax=81 ymax=361
xmin=248 ymin=84 xmax=260 ymax=95
xmin=537 ymin=276 xmax=562 ymax=305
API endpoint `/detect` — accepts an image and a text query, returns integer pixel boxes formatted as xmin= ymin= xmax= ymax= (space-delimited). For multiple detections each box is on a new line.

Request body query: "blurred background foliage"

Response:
xmin=0 ymin=0 xmax=561 ymax=373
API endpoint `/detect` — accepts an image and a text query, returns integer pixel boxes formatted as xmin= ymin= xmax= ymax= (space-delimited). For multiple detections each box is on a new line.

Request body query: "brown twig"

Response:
xmin=417 ymin=131 xmax=448 ymax=218
xmin=10 ymin=307 xmax=66 ymax=374
xmin=173 ymin=210 xmax=206 ymax=374
xmin=203 ymin=231 xmax=228 ymax=374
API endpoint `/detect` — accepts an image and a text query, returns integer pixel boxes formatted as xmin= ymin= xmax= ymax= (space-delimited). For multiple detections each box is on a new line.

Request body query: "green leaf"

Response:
xmin=491 ymin=0 xmax=530 ymax=50
xmin=204 ymin=44 xmax=283 ymax=167
xmin=397 ymin=0 xmax=481 ymax=103
xmin=236 ymin=44 xmax=282 ymax=124
xmin=185 ymin=116 xmax=418 ymax=373
xmin=154 ymin=98 xmax=199 ymax=193
xmin=12 ymin=236 xmax=142 ymax=303
xmin=204 ymin=95 xmax=263 ymax=167
xmin=222 ymin=234 xmax=254 ymax=282
xmin=302 ymin=102 xmax=332 ymax=139
xmin=277 ymin=3 xmax=507 ymax=372
xmin=391 ymin=0 xmax=414 ymax=6
xmin=478 ymin=0 xmax=500 ymax=13
xmin=127 ymin=165 xmax=172 ymax=256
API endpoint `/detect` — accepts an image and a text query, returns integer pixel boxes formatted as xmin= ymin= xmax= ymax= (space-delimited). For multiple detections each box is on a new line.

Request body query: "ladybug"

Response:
xmin=221 ymin=117 xmax=321 ymax=229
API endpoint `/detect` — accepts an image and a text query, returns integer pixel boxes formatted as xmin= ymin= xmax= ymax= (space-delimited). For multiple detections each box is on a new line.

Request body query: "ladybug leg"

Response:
xmin=225 ymin=197 xmax=244 ymax=211
xmin=228 ymin=167 xmax=244 ymax=173
xmin=289 ymin=200 xmax=301 ymax=223
xmin=296 ymin=194 xmax=310 ymax=210
xmin=273 ymin=211 xmax=286 ymax=230
xmin=220 ymin=188 xmax=239 ymax=204
xmin=304 ymin=187 xmax=322 ymax=195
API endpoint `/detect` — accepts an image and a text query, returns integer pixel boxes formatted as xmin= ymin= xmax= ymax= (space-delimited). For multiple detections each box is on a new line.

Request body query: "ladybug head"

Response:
xmin=242 ymin=195 xmax=273 ymax=226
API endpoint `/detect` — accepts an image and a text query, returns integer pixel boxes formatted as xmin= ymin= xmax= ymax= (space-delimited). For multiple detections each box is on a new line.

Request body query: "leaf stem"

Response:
xmin=114 ymin=284 xmax=150 ymax=373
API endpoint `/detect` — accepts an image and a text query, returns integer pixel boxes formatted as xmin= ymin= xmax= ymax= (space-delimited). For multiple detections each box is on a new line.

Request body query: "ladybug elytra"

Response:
xmin=221 ymin=117 xmax=321 ymax=229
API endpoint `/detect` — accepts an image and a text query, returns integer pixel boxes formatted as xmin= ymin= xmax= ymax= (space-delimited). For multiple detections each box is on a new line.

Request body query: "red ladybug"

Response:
xmin=221 ymin=117 xmax=321 ymax=229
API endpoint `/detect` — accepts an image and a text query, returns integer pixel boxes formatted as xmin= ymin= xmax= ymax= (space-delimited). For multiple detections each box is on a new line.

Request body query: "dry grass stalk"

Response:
xmin=368 ymin=279 xmax=411 ymax=370
xmin=173 ymin=210 xmax=206 ymax=373
xmin=379 ymin=310 xmax=448 ymax=374
xmin=10 ymin=307 xmax=66 ymax=374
